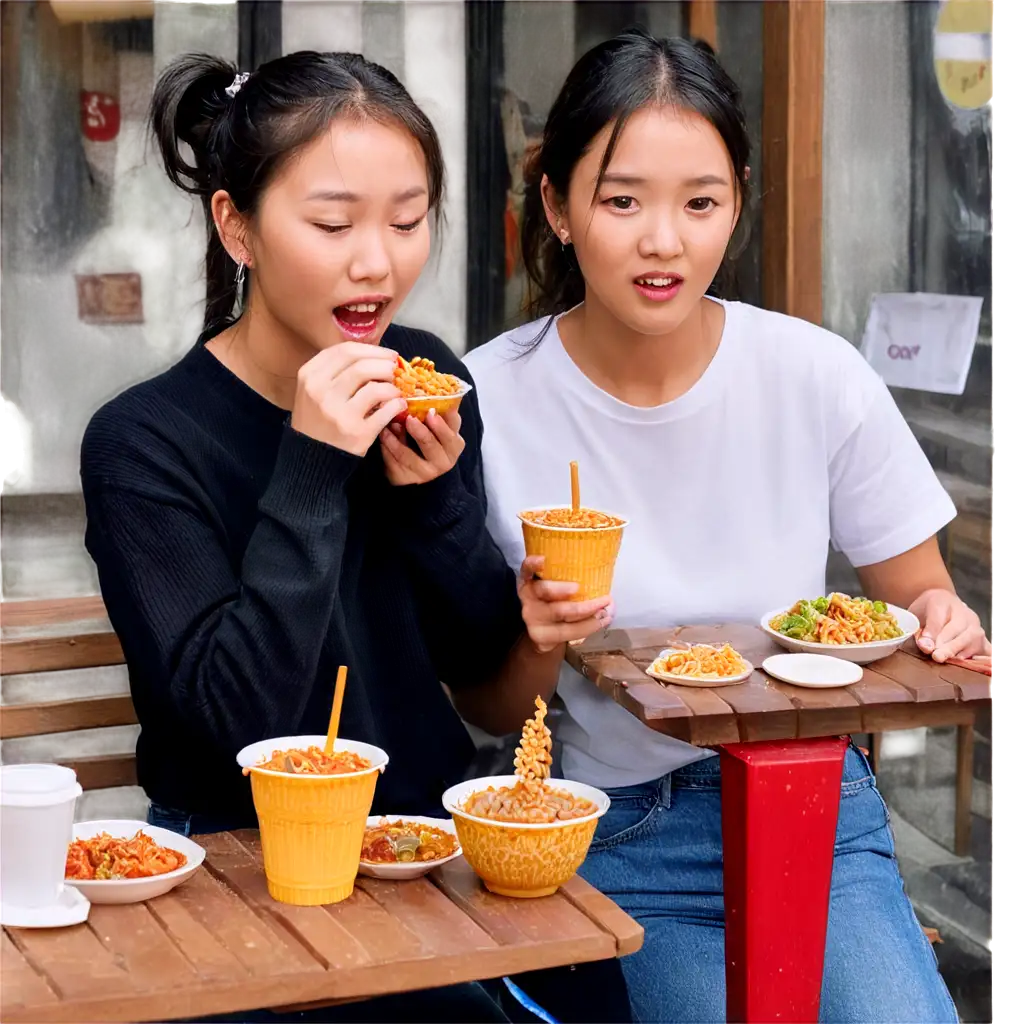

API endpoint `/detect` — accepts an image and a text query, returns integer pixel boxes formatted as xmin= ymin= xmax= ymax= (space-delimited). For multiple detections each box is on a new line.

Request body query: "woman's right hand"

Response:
xmin=291 ymin=342 xmax=407 ymax=456
xmin=518 ymin=555 xmax=615 ymax=654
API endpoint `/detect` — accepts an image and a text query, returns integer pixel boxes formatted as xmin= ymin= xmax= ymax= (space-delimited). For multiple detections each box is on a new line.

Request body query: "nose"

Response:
xmin=638 ymin=213 xmax=685 ymax=261
xmin=348 ymin=227 xmax=391 ymax=284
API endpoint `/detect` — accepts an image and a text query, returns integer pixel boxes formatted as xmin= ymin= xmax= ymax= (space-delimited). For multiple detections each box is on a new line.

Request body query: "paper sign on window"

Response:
xmin=859 ymin=292 xmax=983 ymax=396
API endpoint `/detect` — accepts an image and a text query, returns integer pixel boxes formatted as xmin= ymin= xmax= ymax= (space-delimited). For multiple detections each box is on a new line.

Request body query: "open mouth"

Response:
xmin=333 ymin=299 xmax=391 ymax=341
xmin=633 ymin=275 xmax=683 ymax=302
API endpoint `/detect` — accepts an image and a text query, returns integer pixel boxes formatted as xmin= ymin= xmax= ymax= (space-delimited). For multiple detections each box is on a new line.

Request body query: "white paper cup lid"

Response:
xmin=0 ymin=764 xmax=83 ymax=807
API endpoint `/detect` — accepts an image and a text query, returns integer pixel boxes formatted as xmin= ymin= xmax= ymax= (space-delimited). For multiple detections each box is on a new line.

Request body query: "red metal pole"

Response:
xmin=719 ymin=737 xmax=848 ymax=1023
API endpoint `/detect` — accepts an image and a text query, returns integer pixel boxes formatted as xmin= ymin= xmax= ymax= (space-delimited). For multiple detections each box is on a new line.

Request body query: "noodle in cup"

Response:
xmin=441 ymin=776 xmax=609 ymax=898
xmin=236 ymin=735 xmax=388 ymax=906
xmin=518 ymin=505 xmax=628 ymax=602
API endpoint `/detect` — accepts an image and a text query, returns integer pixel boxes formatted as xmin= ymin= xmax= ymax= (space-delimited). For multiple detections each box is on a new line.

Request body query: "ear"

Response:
xmin=211 ymin=189 xmax=251 ymax=265
xmin=540 ymin=174 xmax=569 ymax=244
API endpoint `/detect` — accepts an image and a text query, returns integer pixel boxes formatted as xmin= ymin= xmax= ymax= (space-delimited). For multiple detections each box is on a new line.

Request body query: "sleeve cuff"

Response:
xmin=260 ymin=425 xmax=361 ymax=520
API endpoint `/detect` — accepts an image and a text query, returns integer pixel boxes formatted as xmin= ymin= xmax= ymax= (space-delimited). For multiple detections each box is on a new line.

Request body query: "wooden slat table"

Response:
xmin=567 ymin=623 xmax=990 ymax=1023
xmin=2 ymin=830 xmax=643 ymax=1024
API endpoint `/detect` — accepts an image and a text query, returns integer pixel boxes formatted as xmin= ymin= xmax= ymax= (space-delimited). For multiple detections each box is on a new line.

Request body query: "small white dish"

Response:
xmin=760 ymin=604 xmax=918 ymax=665
xmin=645 ymin=646 xmax=754 ymax=687
xmin=358 ymin=815 xmax=462 ymax=880
xmin=0 ymin=883 xmax=90 ymax=928
xmin=762 ymin=653 xmax=864 ymax=688
xmin=66 ymin=820 xmax=205 ymax=904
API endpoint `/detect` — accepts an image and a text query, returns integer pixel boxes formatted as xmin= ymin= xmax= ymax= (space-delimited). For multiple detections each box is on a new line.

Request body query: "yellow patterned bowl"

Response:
xmin=518 ymin=506 xmax=628 ymax=602
xmin=441 ymin=776 xmax=609 ymax=899
xmin=236 ymin=735 xmax=388 ymax=907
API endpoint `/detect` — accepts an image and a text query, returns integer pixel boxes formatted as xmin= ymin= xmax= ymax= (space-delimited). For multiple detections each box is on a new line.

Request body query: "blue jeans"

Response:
xmin=577 ymin=744 xmax=958 ymax=1024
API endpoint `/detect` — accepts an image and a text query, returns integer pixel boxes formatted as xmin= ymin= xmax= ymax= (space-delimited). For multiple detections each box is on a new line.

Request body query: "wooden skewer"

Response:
xmin=570 ymin=461 xmax=580 ymax=514
xmin=324 ymin=666 xmax=348 ymax=756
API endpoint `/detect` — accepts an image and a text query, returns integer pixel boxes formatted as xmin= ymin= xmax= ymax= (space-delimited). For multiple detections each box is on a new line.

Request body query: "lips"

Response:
xmin=333 ymin=297 xmax=391 ymax=341
xmin=633 ymin=274 xmax=683 ymax=303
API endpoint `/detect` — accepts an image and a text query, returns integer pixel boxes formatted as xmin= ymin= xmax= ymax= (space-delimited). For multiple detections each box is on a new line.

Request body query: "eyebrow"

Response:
xmin=600 ymin=172 xmax=731 ymax=188
xmin=304 ymin=186 xmax=428 ymax=203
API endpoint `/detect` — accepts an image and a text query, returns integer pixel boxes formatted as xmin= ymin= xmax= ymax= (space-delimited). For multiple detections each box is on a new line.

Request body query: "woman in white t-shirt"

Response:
xmin=464 ymin=28 xmax=988 ymax=1024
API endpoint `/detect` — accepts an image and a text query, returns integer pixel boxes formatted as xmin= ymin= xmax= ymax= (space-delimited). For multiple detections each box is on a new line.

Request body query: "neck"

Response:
xmin=558 ymin=294 xmax=724 ymax=408
xmin=205 ymin=290 xmax=316 ymax=411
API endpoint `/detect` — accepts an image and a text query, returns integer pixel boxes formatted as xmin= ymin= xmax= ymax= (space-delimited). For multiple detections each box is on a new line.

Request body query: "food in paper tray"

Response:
xmin=769 ymin=593 xmax=904 ymax=645
xmin=394 ymin=355 xmax=464 ymax=398
xmin=242 ymin=745 xmax=372 ymax=776
xmin=648 ymin=642 xmax=751 ymax=681
xmin=392 ymin=355 xmax=470 ymax=423
xmin=462 ymin=698 xmax=597 ymax=824
xmin=361 ymin=819 xmax=459 ymax=863
xmin=66 ymin=830 xmax=187 ymax=880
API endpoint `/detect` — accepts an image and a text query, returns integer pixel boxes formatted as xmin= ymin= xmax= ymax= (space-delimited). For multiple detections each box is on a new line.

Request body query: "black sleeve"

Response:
xmin=82 ymin=424 xmax=360 ymax=752
xmin=385 ymin=327 xmax=525 ymax=692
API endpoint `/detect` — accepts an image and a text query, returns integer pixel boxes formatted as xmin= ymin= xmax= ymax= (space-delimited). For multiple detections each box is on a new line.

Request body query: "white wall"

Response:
xmin=282 ymin=0 xmax=363 ymax=54
xmin=400 ymin=1 xmax=467 ymax=354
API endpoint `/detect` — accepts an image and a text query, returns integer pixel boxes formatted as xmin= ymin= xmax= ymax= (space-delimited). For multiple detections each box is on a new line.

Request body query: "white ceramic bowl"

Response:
xmin=358 ymin=815 xmax=462 ymax=880
xmin=66 ymin=820 xmax=205 ymax=904
xmin=235 ymin=735 xmax=389 ymax=778
xmin=760 ymin=604 xmax=919 ymax=665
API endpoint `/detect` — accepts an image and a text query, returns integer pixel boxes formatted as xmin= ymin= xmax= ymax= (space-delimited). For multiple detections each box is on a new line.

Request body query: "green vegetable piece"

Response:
xmin=394 ymin=835 xmax=421 ymax=862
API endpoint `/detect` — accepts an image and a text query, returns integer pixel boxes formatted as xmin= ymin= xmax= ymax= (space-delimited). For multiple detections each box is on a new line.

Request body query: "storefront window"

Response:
xmin=1 ymin=0 xmax=239 ymax=598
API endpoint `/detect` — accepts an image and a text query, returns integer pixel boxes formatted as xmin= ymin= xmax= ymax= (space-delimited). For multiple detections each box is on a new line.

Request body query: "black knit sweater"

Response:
xmin=81 ymin=325 xmax=523 ymax=825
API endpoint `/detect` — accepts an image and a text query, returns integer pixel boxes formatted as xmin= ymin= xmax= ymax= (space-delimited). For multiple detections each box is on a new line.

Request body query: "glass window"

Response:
xmin=1 ymin=0 xmax=241 ymax=599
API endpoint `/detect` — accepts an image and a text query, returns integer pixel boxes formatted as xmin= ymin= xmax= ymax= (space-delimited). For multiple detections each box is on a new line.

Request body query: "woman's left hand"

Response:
xmin=380 ymin=408 xmax=465 ymax=485
xmin=908 ymin=588 xmax=991 ymax=663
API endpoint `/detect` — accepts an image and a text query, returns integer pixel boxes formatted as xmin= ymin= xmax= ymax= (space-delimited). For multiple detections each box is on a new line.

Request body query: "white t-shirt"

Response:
xmin=463 ymin=300 xmax=957 ymax=789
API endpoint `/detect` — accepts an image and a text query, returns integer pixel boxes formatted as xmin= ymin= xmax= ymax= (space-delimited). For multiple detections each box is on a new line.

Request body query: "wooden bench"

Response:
xmin=1 ymin=597 xmax=137 ymax=790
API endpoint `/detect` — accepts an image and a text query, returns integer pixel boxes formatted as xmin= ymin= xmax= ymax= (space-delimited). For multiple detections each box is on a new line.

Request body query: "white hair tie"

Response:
xmin=225 ymin=72 xmax=250 ymax=99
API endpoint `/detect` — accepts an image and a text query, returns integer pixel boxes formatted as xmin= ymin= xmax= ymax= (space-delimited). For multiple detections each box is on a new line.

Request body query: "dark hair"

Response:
xmin=520 ymin=29 xmax=750 ymax=327
xmin=149 ymin=51 xmax=446 ymax=337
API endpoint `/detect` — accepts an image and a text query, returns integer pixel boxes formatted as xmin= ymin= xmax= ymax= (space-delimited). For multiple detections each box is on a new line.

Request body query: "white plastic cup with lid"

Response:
xmin=0 ymin=764 xmax=82 ymax=909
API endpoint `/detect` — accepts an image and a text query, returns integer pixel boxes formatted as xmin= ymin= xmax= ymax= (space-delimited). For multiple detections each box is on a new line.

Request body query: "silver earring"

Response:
xmin=234 ymin=259 xmax=247 ymax=289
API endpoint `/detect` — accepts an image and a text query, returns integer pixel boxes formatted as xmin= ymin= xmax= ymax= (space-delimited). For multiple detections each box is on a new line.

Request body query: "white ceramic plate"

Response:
xmin=645 ymin=647 xmax=754 ymax=687
xmin=762 ymin=653 xmax=864 ymax=688
xmin=358 ymin=815 xmax=462 ymax=879
xmin=760 ymin=604 xmax=918 ymax=665
xmin=66 ymin=820 xmax=205 ymax=904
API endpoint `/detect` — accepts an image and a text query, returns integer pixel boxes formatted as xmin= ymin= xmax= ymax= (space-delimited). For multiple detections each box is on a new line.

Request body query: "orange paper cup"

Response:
xmin=236 ymin=735 xmax=388 ymax=906
xmin=442 ymin=776 xmax=609 ymax=898
xmin=519 ymin=506 xmax=628 ymax=602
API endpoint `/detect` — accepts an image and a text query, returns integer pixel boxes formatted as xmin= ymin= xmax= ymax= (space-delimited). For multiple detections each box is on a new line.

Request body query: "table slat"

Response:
xmin=1 ymin=932 xmax=60 ymax=1009
xmin=355 ymin=876 xmax=498 ymax=957
xmin=86 ymin=903 xmax=199 ymax=990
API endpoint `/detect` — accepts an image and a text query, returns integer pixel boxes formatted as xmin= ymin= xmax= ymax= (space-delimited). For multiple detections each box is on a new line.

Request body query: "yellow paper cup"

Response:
xmin=519 ymin=506 xmax=628 ymax=602
xmin=236 ymin=735 xmax=388 ymax=906
xmin=398 ymin=381 xmax=472 ymax=423
xmin=442 ymin=776 xmax=609 ymax=898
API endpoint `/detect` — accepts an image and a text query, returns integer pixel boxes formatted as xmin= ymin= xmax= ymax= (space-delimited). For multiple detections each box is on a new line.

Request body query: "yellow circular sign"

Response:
xmin=933 ymin=0 xmax=992 ymax=109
